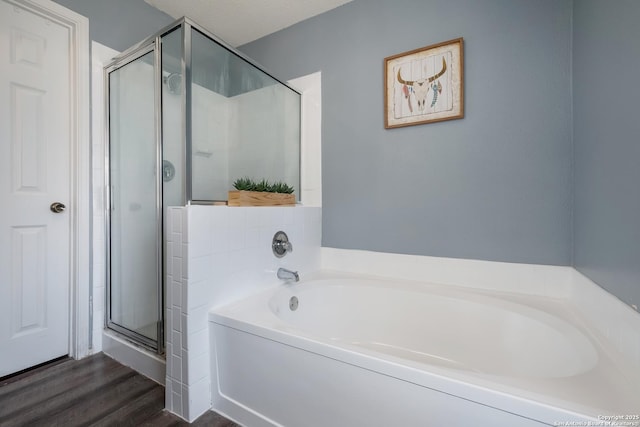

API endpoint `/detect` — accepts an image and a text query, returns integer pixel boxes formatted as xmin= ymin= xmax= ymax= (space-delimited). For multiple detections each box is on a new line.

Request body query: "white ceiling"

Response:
xmin=145 ymin=0 xmax=353 ymax=47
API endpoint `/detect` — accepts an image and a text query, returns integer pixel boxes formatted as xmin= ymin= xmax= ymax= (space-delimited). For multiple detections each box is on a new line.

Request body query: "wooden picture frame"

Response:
xmin=384 ymin=38 xmax=464 ymax=129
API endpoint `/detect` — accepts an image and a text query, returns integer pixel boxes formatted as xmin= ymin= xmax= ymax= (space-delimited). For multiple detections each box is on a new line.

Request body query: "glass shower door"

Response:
xmin=107 ymin=48 xmax=162 ymax=350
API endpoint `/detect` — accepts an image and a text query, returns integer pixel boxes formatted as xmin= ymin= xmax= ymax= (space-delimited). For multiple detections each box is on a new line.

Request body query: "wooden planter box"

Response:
xmin=228 ymin=190 xmax=296 ymax=207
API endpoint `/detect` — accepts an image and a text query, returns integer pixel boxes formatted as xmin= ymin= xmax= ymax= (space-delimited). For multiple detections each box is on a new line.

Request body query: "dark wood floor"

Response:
xmin=0 ymin=353 xmax=239 ymax=427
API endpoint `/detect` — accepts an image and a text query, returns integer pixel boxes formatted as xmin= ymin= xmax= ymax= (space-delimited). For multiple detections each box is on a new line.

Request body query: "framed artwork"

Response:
xmin=384 ymin=38 xmax=464 ymax=129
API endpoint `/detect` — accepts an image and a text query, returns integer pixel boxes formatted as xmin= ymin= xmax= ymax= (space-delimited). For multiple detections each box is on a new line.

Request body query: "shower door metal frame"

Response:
xmin=104 ymin=40 xmax=164 ymax=354
xmin=106 ymin=17 xmax=302 ymax=207
xmin=103 ymin=16 xmax=303 ymax=354
xmin=181 ymin=17 xmax=302 ymax=204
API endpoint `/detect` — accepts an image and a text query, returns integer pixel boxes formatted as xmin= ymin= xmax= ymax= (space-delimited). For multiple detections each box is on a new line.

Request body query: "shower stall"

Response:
xmin=105 ymin=18 xmax=301 ymax=352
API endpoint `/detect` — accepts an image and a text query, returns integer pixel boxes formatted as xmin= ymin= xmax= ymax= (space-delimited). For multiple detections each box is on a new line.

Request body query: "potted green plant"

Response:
xmin=228 ymin=177 xmax=296 ymax=206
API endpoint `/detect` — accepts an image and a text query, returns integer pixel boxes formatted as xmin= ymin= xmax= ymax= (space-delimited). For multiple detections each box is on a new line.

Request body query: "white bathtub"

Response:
xmin=209 ymin=271 xmax=640 ymax=427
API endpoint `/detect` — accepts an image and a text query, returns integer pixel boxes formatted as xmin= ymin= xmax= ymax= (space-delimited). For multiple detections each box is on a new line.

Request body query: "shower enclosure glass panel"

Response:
xmin=107 ymin=50 xmax=161 ymax=348
xmin=162 ymin=27 xmax=184 ymax=207
xmin=190 ymin=28 xmax=301 ymax=202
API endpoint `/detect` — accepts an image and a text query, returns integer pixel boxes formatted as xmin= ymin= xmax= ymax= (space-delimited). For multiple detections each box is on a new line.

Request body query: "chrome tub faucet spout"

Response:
xmin=277 ymin=268 xmax=299 ymax=282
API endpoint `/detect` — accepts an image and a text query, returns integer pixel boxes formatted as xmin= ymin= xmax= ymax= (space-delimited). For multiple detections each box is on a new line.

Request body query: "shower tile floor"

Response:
xmin=0 ymin=353 xmax=239 ymax=426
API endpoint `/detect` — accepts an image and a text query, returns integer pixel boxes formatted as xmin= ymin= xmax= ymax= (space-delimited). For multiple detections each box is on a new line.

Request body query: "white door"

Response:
xmin=0 ymin=0 xmax=72 ymax=376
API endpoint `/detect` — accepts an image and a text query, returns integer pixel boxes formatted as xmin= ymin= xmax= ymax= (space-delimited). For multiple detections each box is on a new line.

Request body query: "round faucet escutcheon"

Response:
xmin=272 ymin=231 xmax=292 ymax=258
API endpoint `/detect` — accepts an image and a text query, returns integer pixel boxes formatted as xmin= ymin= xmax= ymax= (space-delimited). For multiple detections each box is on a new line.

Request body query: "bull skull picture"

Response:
xmin=397 ymin=57 xmax=447 ymax=112
xmin=384 ymin=37 xmax=463 ymax=128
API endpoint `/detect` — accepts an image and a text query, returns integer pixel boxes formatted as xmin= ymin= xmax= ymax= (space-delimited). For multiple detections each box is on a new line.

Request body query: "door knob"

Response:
xmin=50 ymin=202 xmax=66 ymax=213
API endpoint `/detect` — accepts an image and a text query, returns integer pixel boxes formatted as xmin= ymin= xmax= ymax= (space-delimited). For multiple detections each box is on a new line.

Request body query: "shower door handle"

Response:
xmin=50 ymin=202 xmax=66 ymax=213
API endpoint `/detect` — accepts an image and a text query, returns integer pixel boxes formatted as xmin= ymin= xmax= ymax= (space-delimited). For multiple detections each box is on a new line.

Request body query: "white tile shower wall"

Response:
xmin=192 ymin=85 xmax=230 ymax=200
xmin=162 ymin=77 xmax=184 ymax=207
xmin=229 ymin=86 xmax=299 ymax=195
xmin=165 ymin=205 xmax=321 ymax=421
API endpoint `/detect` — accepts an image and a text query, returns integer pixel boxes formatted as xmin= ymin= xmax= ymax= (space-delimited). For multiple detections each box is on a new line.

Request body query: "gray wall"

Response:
xmin=52 ymin=0 xmax=174 ymax=51
xmin=573 ymin=1 xmax=640 ymax=308
xmin=51 ymin=0 xmax=640 ymax=306
xmin=241 ymin=0 xmax=573 ymax=265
